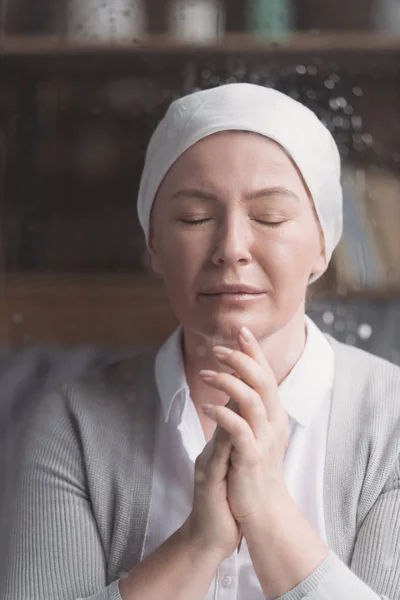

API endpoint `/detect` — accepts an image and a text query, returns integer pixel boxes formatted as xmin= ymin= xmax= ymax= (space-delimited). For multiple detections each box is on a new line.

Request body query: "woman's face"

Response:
xmin=149 ymin=131 xmax=326 ymax=344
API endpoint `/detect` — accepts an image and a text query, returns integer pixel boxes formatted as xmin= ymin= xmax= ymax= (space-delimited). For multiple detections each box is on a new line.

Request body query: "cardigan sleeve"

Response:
xmin=0 ymin=388 xmax=123 ymax=600
xmin=273 ymin=454 xmax=400 ymax=600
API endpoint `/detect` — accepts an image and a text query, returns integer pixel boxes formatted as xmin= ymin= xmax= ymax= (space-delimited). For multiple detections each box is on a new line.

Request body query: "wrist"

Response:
xmin=179 ymin=518 xmax=225 ymax=566
xmin=240 ymin=487 xmax=295 ymax=539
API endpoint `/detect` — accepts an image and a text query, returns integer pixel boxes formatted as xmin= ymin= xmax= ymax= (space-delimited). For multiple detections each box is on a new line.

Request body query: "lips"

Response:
xmin=201 ymin=284 xmax=265 ymax=295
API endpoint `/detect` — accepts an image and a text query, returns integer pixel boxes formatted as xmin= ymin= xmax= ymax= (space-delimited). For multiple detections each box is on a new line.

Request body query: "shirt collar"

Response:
xmin=155 ymin=315 xmax=334 ymax=428
xmin=155 ymin=324 xmax=188 ymax=423
xmin=278 ymin=315 xmax=334 ymax=427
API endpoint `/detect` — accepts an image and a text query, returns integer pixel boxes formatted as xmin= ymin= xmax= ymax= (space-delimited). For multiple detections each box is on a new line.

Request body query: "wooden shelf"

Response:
xmin=2 ymin=32 xmax=400 ymax=76
xmin=2 ymin=32 xmax=400 ymax=57
xmin=0 ymin=273 xmax=399 ymax=347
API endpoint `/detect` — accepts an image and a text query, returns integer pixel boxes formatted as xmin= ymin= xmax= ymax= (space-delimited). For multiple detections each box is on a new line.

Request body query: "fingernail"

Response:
xmin=213 ymin=346 xmax=233 ymax=357
xmin=240 ymin=327 xmax=253 ymax=343
xmin=200 ymin=369 xmax=218 ymax=379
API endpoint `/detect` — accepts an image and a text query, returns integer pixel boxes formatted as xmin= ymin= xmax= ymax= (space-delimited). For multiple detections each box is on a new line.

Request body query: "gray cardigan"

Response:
xmin=1 ymin=333 xmax=400 ymax=600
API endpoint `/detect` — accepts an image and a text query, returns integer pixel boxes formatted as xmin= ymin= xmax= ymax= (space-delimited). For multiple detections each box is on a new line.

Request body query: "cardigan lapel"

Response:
xmin=323 ymin=334 xmax=369 ymax=565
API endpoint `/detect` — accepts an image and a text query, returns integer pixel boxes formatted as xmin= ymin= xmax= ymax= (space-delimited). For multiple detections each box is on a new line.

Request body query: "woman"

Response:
xmin=1 ymin=83 xmax=400 ymax=600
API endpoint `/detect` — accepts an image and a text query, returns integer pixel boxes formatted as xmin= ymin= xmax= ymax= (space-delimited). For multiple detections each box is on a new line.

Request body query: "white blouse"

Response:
xmin=143 ymin=315 xmax=335 ymax=599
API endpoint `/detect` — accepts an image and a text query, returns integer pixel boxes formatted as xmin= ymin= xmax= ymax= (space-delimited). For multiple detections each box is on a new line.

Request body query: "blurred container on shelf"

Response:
xmin=374 ymin=0 xmax=400 ymax=33
xmin=245 ymin=0 xmax=294 ymax=35
xmin=4 ymin=0 xmax=66 ymax=34
xmin=66 ymin=0 xmax=147 ymax=40
xmin=296 ymin=0 xmax=375 ymax=30
xmin=168 ymin=0 xmax=225 ymax=41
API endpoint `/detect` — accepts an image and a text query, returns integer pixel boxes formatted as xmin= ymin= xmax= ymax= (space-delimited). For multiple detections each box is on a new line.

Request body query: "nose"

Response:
xmin=211 ymin=214 xmax=252 ymax=267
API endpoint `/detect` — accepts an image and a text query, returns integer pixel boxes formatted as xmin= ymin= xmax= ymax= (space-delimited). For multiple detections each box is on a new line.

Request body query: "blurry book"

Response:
xmin=374 ymin=0 xmax=400 ymax=33
xmin=363 ymin=166 xmax=400 ymax=287
xmin=335 ymin=166 xmax=389 ymax=291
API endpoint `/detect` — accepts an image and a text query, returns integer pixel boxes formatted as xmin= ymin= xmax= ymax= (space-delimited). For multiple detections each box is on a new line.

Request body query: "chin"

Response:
xmin=193 ymin=312 xmax=270 ymax=346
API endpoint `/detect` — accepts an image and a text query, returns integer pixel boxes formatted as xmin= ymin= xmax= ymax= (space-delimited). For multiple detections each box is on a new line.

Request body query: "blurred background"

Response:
xmin=0 ymin=0 xmax=400 ymax=407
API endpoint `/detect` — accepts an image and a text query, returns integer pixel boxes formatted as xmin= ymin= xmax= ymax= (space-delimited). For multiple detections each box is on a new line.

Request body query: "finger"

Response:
xmin=197 ymin=421 xmax=225 ymax=466
xmin=207 ymin=425 xmax=233 ymax=482
xmin=238 ymin=327 xmax=281 ymax=424
xmin=200 ymin=371 xmax=267 ymax=438
xmin=213 ymin=347 xmax=271 ymax=418
xmin=195 ymin=425 xmax=232 ymax=485
xmin=196 ymin=421 xmax=230 ymax=474
xmin=201 ymin=404 xmax=258 ymax=458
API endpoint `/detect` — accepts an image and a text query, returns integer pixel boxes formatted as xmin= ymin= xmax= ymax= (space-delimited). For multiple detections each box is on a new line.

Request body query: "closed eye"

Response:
xmin=180 ymin=218 xmax=285 ymax=228
xmin=180 ymin=218 xmax=211 ymax=226
xmin=255 ymin=220 xmax=285 ymax=228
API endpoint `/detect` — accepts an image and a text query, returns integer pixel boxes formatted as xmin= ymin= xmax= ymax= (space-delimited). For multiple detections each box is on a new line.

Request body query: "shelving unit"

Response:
xmin=2 ymin=32 xmax=400 ymax=54
xmin=2 ymin=33 xmax=400 ymax=74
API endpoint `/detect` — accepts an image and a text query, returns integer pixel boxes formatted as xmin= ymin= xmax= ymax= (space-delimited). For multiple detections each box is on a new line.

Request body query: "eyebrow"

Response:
xmin=169 ymin=186 xmax=299 ymax=203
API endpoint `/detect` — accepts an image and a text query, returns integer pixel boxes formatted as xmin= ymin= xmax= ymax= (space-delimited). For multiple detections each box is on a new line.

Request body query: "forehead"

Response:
xmin=157 ymin=130 xmax=306 ymax=194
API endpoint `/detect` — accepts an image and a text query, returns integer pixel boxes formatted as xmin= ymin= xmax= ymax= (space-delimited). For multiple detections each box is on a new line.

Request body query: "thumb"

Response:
xmin=206 ymin=424 xmax=232 ymax=483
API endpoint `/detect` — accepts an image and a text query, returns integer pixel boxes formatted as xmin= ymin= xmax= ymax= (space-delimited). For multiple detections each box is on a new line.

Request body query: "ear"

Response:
xmin=148 ymin=233 xmax=164 ymax=276
xmin=311 ymin=238 xmax=328 ymax=279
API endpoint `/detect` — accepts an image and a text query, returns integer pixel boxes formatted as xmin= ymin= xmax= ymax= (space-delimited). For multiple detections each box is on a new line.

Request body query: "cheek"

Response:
xmin=158 ymin=237 xmax=203 ymax=295
xmin=257 ymin=229 xmax=317 ymax=280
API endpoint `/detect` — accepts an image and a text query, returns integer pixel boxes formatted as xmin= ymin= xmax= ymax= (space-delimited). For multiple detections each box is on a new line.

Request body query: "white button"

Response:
xmin=221 ymin=575 xmax=232 ymax=588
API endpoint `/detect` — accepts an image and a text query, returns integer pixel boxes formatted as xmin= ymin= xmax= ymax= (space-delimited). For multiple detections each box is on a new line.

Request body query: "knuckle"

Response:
xmin=253 ymin=371 xmax=265 ymax=390
xmin=194 ymin=468 xmax=207 ymax=486
xmin=247 ymin=390 xmax=256 ymax=404
xmin=233 ymin=421 xmax=246 ymax=438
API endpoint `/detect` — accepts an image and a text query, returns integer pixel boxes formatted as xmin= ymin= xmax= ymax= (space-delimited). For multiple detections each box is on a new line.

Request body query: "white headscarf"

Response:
xmin=137 ymin=83 xmax=343 ymax=284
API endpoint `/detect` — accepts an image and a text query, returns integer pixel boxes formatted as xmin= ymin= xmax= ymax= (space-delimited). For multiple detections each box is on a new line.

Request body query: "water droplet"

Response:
xmin=322 ymin=311 xmax=334 ymax=325
xmin=333 ymin=115 xmax=344 ymax=127
xmin=334 ymin=321 xmax=345 ymax=332
xmin=361 ymin=133 xmax=373 ymax=146
xmin=357 ymin=324 xmax=372 ymax=340
xmin=351 ymin=115 xmax=363 ymax=130
xmin=352 ymin=86 xmax=363 ymax=96
xmin=295 ymin=65 xmax=307 ymax=75
xmin=324 ymin=79 xmax=335 ymax=90
xmin=307 ymin=65 xmax=318 ymax=75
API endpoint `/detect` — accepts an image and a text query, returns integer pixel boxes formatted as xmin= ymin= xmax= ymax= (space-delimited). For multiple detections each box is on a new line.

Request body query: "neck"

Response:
xmin=181 ymin=305 xmax=308 ymax=432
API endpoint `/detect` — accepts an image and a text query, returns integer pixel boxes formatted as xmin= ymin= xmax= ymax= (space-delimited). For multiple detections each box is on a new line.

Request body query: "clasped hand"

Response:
xmin=200 ymin=326 xmax=289 ymax=527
